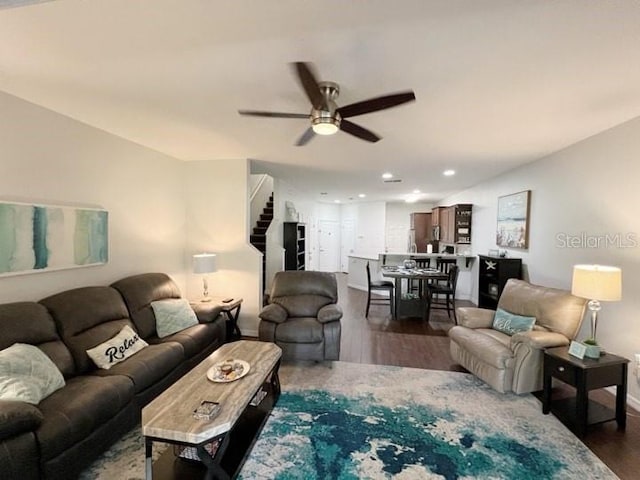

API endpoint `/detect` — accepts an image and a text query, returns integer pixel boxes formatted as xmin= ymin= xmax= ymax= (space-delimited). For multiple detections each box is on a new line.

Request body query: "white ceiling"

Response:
xmin=2 ymin=0 xmax=640 ymax=203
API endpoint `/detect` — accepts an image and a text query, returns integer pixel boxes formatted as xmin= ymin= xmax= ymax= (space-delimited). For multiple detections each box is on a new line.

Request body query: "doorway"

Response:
xmin=318 ymin=220 xmax=340 ymax=272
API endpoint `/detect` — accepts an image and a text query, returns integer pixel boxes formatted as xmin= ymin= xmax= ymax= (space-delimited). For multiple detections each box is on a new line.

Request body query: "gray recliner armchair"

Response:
xmin=449 ymin=279 xmax=587 ymax=394
xmin=259 ymin=271 xmax=342 ymax=361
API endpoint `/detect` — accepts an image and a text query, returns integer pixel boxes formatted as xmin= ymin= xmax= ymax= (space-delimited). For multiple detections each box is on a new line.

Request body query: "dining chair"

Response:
xmin=366 ymin=261 xmax=394 ymax=317
xmin=425 ymin=265 xmax=459 ymax=323
xmin=410 ymin=257 xmax=432 ymax=293
xmin=436 ymin=257 xmax=457 ymax=273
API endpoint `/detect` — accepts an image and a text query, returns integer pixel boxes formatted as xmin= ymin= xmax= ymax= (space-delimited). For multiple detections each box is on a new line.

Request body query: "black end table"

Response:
xmin=219 ymin=298 xmax=243 ymax=342
xmin=542 ymin=346 xmax=629 ymax=436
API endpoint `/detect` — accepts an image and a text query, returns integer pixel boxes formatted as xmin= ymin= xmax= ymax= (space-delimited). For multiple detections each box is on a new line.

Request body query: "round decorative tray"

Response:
xmin=207 ymin=359 xmax=250 ymax=383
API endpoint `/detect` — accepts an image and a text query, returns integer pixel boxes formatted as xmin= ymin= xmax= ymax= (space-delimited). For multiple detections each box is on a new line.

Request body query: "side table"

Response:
xmin=219 ymin=298 xmax=243 ymax=342
xmin=192 ymin=297 xmax=243 ymax=342
xmin=542 ymin=346 xmax=629 ymax=436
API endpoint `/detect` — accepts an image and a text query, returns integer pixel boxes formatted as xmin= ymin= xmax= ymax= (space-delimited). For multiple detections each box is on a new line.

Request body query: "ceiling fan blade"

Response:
xmin=337 ymin=91 xmax=416 ymax=118
xmin=238 ymin=110 xmax=309 ymax=119
xmin=295 ymin=127 xmax=315 ymax=146
xmin=340 ymin=120 xmax=381 ymax=143
xmin=292 ymin=62 xmax=323 ymax=109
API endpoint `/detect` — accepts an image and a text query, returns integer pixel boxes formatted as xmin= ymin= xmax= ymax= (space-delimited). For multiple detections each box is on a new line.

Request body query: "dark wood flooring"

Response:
xmin=334 ymin=273 xmax=639 ymax=480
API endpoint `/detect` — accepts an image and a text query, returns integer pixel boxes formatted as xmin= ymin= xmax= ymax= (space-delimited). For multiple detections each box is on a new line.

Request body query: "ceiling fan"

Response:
xmin=238 ymin=62 xmax=416 ymax=146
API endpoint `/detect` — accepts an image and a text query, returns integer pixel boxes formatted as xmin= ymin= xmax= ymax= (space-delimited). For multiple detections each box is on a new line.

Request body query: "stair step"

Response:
xmin=253 ymin=243 xmax=266 ymax=252
xmin=263 ymin=207 xmax=273 ymax=215
xmin=257 ymin=220 xmax=270 ymax=228
xmin=253 ymin=227 xmax=267 ymax=235
xmin=266 ymin=202 xmax=273 ymax=208
xmin=260 ymin=213 xmax=273 ymax=222
xmin=250 ymin=234 xmax=266 ymax=243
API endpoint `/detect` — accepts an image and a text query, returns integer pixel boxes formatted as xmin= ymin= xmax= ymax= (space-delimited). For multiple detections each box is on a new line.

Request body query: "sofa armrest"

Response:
xmin=259 ymin=304 xmax=288 ymax=324
xmin=0 ymin=401 xmax=44 ymax=442
xmin=511 ymin=330 xmax=570 ymax=350
xmin=317 ymin=304 xmax=343 ymax=324
xmin=456 ymin=307 xmax=495 ymax=329
xmin=191 ymin=302 xmax=223 ymax=323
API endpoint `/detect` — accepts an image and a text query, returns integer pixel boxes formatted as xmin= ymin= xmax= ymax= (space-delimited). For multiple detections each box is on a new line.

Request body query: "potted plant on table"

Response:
xmin=582 ymin=338 xmax=601 ymax=359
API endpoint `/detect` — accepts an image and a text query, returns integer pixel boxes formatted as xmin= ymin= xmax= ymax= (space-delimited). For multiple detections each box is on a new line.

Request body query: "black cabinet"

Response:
xmin=284 ymin=222 xmax=305 ymax=270
xmin=477 ymin=255 xmax=522 ymax=309
xmin=454 ymin=204 xmax=472 ymax=244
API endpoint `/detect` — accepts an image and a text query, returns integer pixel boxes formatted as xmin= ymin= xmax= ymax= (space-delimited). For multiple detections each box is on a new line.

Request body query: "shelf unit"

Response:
xmin=477 ymin=255 xmax=522 ymax=309
xmin=283 ymin=222 xmax=306 ymax=270
xmin=453 ymin=204 xmax=472 ymax=244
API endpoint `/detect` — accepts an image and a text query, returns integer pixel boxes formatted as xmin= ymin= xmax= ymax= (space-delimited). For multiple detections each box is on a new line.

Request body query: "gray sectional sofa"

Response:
xmin=0 ymin=273 xmax=226 ymax=480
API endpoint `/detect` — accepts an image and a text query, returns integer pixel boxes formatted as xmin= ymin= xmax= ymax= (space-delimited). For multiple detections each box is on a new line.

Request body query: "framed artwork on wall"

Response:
xmin=496 ymin=190 xmax=531 ymax=249
xmin=0 ymin=201 xmax=108 ymax=277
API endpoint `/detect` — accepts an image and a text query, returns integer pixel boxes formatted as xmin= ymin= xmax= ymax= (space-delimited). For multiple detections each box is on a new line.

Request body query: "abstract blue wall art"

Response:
xmin=0 ymin=201 xmax=108 ymax=276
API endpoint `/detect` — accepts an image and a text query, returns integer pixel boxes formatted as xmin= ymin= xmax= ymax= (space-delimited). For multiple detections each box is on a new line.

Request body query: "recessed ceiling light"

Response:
xmin=413 ymin=189 xmax=421 ymax=194
xmin=405 ymin=196 xmax=418 ymax=204
xmin=358 ymin=194 xmax=366 ymax=198
xmin=381 ymin=172 xmax=393 ymax=179
xmin=334 ymin=200 xmax=341 ymax=203
xmin=443 ymin=169 xmax=456 ymax=176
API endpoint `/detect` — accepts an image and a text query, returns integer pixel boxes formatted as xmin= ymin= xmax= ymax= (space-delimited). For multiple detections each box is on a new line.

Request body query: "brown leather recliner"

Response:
xmin=449 ymin=279 xmax=587 ymax=394
xmin=259 ymin=271 xmax=342 ymax=361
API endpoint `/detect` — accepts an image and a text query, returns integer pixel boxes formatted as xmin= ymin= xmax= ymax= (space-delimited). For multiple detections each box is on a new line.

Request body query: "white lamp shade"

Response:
xmin=193 ymin=253 xmax=217 ymax=274
xmin=571 ymin=264 xmax=622 ymax=301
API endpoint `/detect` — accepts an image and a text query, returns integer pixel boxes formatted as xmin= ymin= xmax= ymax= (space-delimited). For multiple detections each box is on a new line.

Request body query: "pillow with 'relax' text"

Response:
xmin=492 ymin=308 xmax=536 ymax=336
xmin=86 ymin=325 xmax=148 ymax=370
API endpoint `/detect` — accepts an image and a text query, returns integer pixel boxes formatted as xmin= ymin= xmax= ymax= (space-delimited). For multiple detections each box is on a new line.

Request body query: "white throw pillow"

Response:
xmin=86 ymin=325 xmax=148 ymax=370
xmin=0 ymin=343 xmax=66 ymax=404
xmin=151 ymin=298 xmax=198 ymax=338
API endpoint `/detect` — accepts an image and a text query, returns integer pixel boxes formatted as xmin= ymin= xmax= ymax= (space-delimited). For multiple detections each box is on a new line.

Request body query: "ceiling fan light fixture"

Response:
xmin=312 ymin=117 xmax=340 ymax=135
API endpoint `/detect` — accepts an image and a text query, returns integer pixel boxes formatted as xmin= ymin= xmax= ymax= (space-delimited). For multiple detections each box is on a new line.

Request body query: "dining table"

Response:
xmin=380 ymin=265 xmax=448 ymax=321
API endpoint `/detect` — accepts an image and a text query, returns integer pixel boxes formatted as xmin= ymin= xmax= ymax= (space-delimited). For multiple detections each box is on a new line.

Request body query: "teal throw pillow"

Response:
xmin=492 ymin=308 xmax=536 ymax=336
xmin=0 ymin=343 xmax=66 ymax=404
xmin=151 ymin=298 xmax=199 ymax=338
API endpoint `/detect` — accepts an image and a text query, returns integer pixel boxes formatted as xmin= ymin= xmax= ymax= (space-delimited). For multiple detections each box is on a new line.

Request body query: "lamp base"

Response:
xmin=200 ymin=296 xmax=212 ymax=303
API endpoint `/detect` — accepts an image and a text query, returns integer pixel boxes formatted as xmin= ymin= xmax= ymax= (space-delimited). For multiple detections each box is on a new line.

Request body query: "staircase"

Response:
xmin=250 ymin=194 xmax=273 ymax=297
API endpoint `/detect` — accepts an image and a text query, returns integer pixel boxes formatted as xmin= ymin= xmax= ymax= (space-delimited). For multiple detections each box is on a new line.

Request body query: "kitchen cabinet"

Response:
xmin=438 ymin=204 xmax=472 ymax=244
xmin=431 ymin=207 xmax=441 ymax=226
xmin=439 ymin=207 xmax=450 ymax=243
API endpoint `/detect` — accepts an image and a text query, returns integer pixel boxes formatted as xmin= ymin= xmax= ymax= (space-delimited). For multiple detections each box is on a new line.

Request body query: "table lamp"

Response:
xmin=571 ymin=264 xmax=622 ymax=347
xmin=193 ymin=253 xmax=217 ymax=302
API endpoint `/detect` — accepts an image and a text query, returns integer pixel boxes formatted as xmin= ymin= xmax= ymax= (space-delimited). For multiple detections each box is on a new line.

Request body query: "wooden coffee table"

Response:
xmin=142 ymin=340 xmax=282 ymax=479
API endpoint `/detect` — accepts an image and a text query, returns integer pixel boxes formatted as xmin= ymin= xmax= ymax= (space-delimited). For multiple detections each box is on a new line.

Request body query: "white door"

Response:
xmin=318 ymin=220 xmax=340 ymax=272
xmin=341 ymin=219 xmax=355 ymax=272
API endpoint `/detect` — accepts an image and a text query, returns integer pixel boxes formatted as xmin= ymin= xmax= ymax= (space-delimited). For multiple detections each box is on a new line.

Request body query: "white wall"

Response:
xmin=385 ymin=202 xmax=434 ymax=253
xmin=442 ymin=115 xmax=640 ymax=406
xmin=0 ymin=91 xmax=187 ymax=302
xmin=343 ymin=202 xmax=387 ymax=258
xmin=185 ymin=159 xmax=262 ymax=336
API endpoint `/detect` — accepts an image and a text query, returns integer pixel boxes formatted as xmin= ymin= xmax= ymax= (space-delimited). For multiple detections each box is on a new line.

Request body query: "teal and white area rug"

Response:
xmin=81 ymin=361 xmax=617 ymax=479
xmin=239 ymin=362 xmax=617 ymax=480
